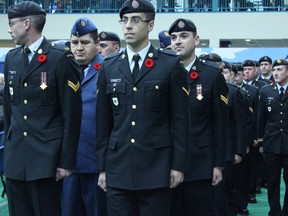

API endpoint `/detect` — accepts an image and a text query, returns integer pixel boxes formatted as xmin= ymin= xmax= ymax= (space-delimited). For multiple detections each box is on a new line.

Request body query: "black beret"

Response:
xmin=222 ymin=61 xmax=231 ymax=69
xmin=202 ymin=53 xmax=222 ymax=63
xmin=99 ymin=31 xmax=120 ymax=43
xmin=168 ymin=18 xmax=197 ymax=35
xmin=235 ymin=64 xmax=244 ymax=71
xmin=71 ymin=17 xmax=97 ymax=37
xmin=231 ymin=64 xmax=238 ymax=73
xmin=158 ymin=30 xmax=171 ymax=48
xmin=253 ymin=60 xmax=259 ymax=67
xmin=272 ymin=59 xmax=288 ymax=68
xmin=258 ymin=56 xmax=272 ymax=64
xmin=8 ymin=1 xmax=46 ymax=19
xmin=242 ymin=60 xmax=255 ymax=67
xmin=119 ymin=0 xmax=155 ymax=19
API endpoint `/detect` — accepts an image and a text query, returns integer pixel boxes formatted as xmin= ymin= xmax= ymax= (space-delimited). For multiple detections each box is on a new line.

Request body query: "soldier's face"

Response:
xmin=260 ymin=61 xmax=272 ymax=76
xmin=8 ymin=18 xmax=29 ymax=46
xmin=243 ymin=66 xmax=256 ymax=81
xmin=234 ymin=71 xmax=244 ymax=86
xmin=98 ymin=41 xmax=119 ymax=57
xmin=222 ymin=68 xmax=231 ymax=83
xmin=273 ymin=65 xmax=288 ymax=86
xmin=70 ymin=34 xmax=99 ymax=66
xmin=170 ymin=31 xmax=199 ymax=60
xmin=121 ymin=13 xmax=154 ymax=49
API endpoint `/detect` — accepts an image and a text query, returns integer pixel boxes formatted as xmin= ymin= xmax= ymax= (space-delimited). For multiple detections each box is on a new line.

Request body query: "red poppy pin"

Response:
xmin=144 ymin=59 xmax=154 ymax=68
xmin=94 ymin=63 xmax=101 ymax=70
xmin=190 ymin=71 xmax=199 ymax=80
xmin=38 ymin=54 xmax=47 ymax=63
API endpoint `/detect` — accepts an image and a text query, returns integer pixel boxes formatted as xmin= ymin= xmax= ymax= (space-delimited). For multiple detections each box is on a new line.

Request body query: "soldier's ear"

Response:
xmin=147 ymin=20 xmax=154 ymax=33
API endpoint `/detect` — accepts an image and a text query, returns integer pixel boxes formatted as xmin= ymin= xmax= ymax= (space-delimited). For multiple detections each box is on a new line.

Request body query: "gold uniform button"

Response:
xmin=280 ymin=120 xmax=283 ymax=123
xmin=23 ymin=132 xmax=27 ymax=136
xmin=131 ymin=138 xmax=135 ymax=143
xmin=23 ymin=115 xmax=28 ymax=120
xmin=131 ymin=121 xmax=136 ymax=126
xmin=113 ymin=88 xmax=116 ymax=92
xmin=280 ymin=129 xmax=283 ymax=132
xmin=24 ymin=83 xmax=27 ymax=87
xmin=24 ymin=100 xmax=28 ymax=104
xmin=133 ymin=87 xmax=137 ymax=92
xmin=132 ymin=105 xmax=136 ymax=109
xmin=280 ymin=112 xmax=283 ymax=115
xmin=280 ymin=103 xmax=283 ymax=106
xmin=155 ymin=85 xmax=159 ymax=90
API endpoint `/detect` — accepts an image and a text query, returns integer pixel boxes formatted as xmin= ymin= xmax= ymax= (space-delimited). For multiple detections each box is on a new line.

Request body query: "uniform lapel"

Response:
xmin=282 ymin=86 xmax=288 ymax=102
xmin=136 ymin=46 xmax=158 ymax=83
xmin=24 ymin=39 xmax=49 ymax=79
xmin=82 ymin=54 xmax=103 ymax=85
xmin=118 ymin=51 xmax=134 ymax=84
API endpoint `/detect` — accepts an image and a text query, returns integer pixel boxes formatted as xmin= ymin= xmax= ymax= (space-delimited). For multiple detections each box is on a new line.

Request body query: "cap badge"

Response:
xmin=80 ymin=20 xmax=86 ymax=27
xmin=178 ymin=21 xmax=185 ymax=28
xmin=132 ymin=0 xmax=139 ymax=8
xmin=277 ymin=59 xmax=281 ymax=63
xmin=101 ymin=32 xmax=107 ymax=39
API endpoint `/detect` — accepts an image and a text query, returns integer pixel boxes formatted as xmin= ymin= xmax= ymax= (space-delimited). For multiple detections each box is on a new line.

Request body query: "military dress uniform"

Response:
xmin=96 ymin=45 xmax=189 ymax=216
xmin=172 ymin=57 xmax=228 ymax=216
xmin=258 ymin=78 xmax=288 ymax=216
xmin=3 ymin=38 xmax=82 ymax=215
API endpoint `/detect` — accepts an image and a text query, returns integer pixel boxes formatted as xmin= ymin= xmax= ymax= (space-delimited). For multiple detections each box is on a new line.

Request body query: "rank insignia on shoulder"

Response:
xmin=68 ymin=80 xmax=80 ymax=92
xmin=220 ymin=95 xmax=228 ymax=105
xmin=182 ymin=87 xmax=189 ymax=96
xmin=67 ymin=54 xmax=74 ymax=58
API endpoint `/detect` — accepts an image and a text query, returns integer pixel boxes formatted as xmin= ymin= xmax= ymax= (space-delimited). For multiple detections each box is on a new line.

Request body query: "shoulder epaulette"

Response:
xmin=158 ymin=48 xmax=178 ymax=56
xmin=201 ymin=59 xmax=220 ymax=70
xmin=262 ymin=82 xmax=273 ymax=89
xmin=7 ymin=46 xmax=21 ymax=54
xmin=104 ymin=51 xmax=123 ymax=60
xmin=50 ymin=42 xmax=70 ymax=51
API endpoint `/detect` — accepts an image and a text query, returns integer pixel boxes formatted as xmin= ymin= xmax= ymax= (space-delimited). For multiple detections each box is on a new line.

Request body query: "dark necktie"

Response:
xmin=132 ymin=54 xmax=140 ymax=81
xmin=23 ymin=47 xmax=31 ymax=70
xmin=80 ymin=65 xmax=88 ymax=82
xmin=280 ymin=87 xmax=285 ymax=99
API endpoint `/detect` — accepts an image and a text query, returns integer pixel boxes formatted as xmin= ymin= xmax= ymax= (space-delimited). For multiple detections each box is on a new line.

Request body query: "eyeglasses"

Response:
xmin=9 ymin=18 xmax=27 ymax=27
xmin=119 ymin=17 xmax=151 ymax=25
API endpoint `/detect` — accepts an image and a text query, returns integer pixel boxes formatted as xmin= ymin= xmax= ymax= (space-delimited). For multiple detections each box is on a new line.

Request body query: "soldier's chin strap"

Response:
xmin=0 ymin=175 xmax=5 ymax=198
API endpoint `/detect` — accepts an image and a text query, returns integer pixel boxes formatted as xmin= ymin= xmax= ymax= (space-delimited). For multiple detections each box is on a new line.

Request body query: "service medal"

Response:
xmin=196 ymin=84 xmax=203 ymax=100
xmin=40 ymin=72 xmax=48 ymax=90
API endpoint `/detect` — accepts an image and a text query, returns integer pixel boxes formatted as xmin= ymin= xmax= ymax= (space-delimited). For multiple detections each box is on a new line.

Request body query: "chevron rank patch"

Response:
xmin=182 ymin=87 xmax=189 ymax=96
xmin=68 ymin=80 xmax=80 ymax=92
xmin=220 ymin=95 xmax=228 ymax=105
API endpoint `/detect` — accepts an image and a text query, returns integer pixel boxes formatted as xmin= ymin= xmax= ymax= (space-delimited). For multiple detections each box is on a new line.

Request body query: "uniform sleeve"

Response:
xmin=95 ymin=62 xmax=114 ymax=172
xmin=169 ymin=57 xmax=190 ymax=171
xmin=257 ymin=89 xmax=267 ymax=143
xmin=233 ymin=88 xmax=247 ymax=155
xmin=212 ymin=71 xmax=228 ymax=167
xmin=56 ymin=51 xmax=82 ymax=170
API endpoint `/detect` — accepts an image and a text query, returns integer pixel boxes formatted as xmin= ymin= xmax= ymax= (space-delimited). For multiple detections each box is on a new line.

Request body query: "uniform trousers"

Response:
xmin=6 ymin=177 xmax=61 ymax=216
xmin=62 ymin=173 xmax=107 ymax=216
xmin=106 ymin=186 xmax=171 ymax=216
xmin=171 ymin=180 xmax=213 ymax=216
xmin=264 ymin=152 xmax=288 ymax=216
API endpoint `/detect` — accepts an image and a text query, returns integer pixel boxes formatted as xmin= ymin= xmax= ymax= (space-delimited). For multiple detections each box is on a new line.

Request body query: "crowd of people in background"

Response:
xmin=0 ymin=0 xmax=287 ymax=13
xmin=1 ymin=0 xmax=288 ymax=216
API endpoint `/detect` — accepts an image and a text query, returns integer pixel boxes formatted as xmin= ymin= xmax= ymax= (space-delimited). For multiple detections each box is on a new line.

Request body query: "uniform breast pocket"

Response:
xmin=8 ymin=75 xmax=20 ymax=105
xmin=106 ymin=83 xmax=126 ymax=113
xmin=31 ymin=76 xmax=56 ymax=105
xmin=189 ymin=88 xmax=211 ymax=113
xmin=144 ymin=81 xmax=168 ymax=111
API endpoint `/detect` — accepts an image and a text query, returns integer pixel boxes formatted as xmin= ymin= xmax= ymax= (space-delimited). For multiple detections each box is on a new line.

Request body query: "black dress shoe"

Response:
xmin=238 ymin=208 xmax=250 ymax=215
